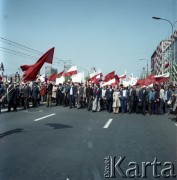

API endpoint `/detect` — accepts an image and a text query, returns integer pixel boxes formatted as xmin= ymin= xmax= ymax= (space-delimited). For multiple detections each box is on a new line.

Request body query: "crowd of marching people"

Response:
xmin=0 ymin=79 xmax=177 ymax=118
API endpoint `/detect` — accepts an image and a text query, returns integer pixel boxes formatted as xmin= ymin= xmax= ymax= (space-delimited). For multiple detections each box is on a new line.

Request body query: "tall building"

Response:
xmin=151 ymin=30 xmax=177 ymax=81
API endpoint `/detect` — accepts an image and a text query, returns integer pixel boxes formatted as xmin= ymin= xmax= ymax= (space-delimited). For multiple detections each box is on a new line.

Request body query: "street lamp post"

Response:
xmin=139 ymin=59 xmax=148 ymax=77
xmin=152 ymin=17 xmax=177 ymax=83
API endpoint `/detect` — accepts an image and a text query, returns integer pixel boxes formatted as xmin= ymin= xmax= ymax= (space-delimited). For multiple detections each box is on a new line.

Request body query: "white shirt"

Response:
xmin=70 ymin=86 xmax=73 ymax=95
xmin=123 ymin=89 xmax=127 ymax=97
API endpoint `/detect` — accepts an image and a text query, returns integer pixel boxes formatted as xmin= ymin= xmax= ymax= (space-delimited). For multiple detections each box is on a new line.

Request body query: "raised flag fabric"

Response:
xmin=56 ymin=76 xmax=65 ymax=84
xmin=154 ymin=73 xmax=169 ymax=83
xmin=119 ymin=70 xmax=126 ymax=80
xmin=72 ymin=72 xmax=85 ymax=83
xmin=20 ymin=47 xmax=55 ymax=81
xmin=58 ymin=70 xmax=64 ymax=77
xmin=49 ymin=72 xmax=58 ymax=81
xmin=90 ymin=69 xmax=101 ymax=79
xmin=64 ymin=66 xmax=77 ymax=76
xmin=114 ymin=74 xmax=120 ymax=83
xmin=89 ymin=73 xmax=103 ymax=84
xmin=119 ymin=73 xmax=126 ymax=79
xmin=164 ymin=61 xmax=169 ymax=68
xmin=20 ymin=65 xmax=31 ymax=72
xmin=104 ymin=71 xmax=115 ymax=82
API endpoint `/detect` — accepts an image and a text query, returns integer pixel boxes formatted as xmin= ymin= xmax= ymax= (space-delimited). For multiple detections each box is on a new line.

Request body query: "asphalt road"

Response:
xmin=0 ymin=105 xmax=177 ymax=180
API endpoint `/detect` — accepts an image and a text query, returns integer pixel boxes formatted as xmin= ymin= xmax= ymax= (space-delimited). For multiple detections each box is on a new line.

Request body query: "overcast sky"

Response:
xmin=0 ymin=0 xmax=177 ymax=77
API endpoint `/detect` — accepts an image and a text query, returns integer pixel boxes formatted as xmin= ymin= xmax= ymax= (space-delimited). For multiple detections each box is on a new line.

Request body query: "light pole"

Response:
xmin=152 ymin=16 xmax=177 ymax=83
xmin=139 ymin=59 xmax=148 ymax=77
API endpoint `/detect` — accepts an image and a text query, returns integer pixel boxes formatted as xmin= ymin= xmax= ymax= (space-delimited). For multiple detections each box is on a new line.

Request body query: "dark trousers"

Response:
xmin=87 ymin=96 xmax=92 ymax=110
xmin=129 ymin=100 xmax=135 ymax=113
xmin=160 ymin=99 xmax=166 ymax=114
xmin=24 ymin=97 xmax=29 ymax=109
xmin=64 ymin=94 xmax=69 ymax=106
xmin=32 ymin=98 xmax=38 ymax=107
xmin=8 ymin=97 xmax=16 ymax=111
xmin=0 ymin=101 xmax=2 ymax=114
xmin=121 ymin=98 xmax=127 ymax=113
xmin=69 ymin=95 xmax=75 ymax=108
xmin=148 ymin=101 xmax=152 ymax=115
xmin=106 ymin=98 xmax=113 ymax=112
xmin=56 ymin=95 xmax=62 ymax=106
xmin=142 ymin=100 xmax=147 ymax=115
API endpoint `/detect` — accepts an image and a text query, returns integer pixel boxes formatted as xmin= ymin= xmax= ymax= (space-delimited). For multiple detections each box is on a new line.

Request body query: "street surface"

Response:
xmin=0 ymin=105 xmax=177 ymax=180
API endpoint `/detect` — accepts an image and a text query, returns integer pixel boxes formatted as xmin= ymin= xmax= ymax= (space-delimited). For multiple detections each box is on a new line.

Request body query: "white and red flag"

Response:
xmin=104 ymin=71 xmax=115 ymax=82
xmin=119 ymin=70 xmax=126 ymax=79
xmin=64 ymin=66 xmax=77 ymax=76
xmin=164 ymin=61 xmax=169 ymax=68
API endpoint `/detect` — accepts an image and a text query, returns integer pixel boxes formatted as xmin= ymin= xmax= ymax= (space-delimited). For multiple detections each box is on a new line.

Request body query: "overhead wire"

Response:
xmin=0 ymin=36 xmax=90 ymax=72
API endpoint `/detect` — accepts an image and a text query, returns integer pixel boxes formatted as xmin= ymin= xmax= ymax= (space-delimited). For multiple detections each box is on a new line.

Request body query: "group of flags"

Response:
xmin=19 ymin=47 xmax=169 ymax=87
xmin=136 ymin=73 xmax=169 ymax=86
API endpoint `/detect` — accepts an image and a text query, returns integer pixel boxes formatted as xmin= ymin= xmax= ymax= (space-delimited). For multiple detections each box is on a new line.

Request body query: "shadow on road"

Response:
xmin=0 ymin=128 xmax=24 ymax=139
xmin=45 ymin=123 xmax=72 ymax=130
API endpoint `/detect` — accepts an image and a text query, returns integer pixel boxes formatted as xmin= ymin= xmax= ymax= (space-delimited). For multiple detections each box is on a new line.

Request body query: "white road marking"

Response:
xmin=34 ymin=113 xmax=56 ymax=121
xmin=103 ymin=119 xmax=113 ymax=128
xmin=175 ymin=124 xmax=177 ymax=126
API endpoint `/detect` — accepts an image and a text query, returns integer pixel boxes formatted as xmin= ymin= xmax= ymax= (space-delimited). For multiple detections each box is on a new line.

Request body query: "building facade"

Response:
xmin=151 ymin=30 xmax=177 ymax=81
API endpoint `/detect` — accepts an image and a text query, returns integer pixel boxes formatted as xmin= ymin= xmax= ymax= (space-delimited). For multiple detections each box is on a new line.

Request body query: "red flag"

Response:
xmin=88 ymin=73 xmax=102 ymax=83
xmin=21 ymin=47 xmax=55 ymax=81
xmin=164 ymin=61 xmax=169 ymax=68
xmin=155 ymin=73 xmax=169 ymax=83
xmin=114 ymin=74 xmax=120 ymax=83
xmin=64 ymin=66 xmax=77 ymax=76
xmin=49 ymin=72 xmax=57 ymax=81
xmin=144 ymin=74 xmax=156 ymax=86
xmin=104 ymin=71 xmax=115 ymax=82
xmin=58 ymin=70 xmax=64 ymax=77
xmin=20 ymin=65 xmax=31 ymax=72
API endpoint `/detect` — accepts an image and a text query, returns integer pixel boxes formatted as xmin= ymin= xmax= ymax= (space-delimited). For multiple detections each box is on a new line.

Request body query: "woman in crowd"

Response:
xmin=112 ymin=86 xmax=121 ymax=114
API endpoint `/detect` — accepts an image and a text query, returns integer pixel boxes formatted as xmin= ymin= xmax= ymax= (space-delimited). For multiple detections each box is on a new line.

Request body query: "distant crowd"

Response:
xmin=0 ymin=79 xmax=177 ymax=117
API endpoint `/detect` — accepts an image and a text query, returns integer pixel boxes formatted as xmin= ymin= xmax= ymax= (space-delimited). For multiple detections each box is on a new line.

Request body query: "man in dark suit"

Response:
xmin=32 ymin=82 xmax=39 ymax=107
xmin=128 ymin=86 xmax=136 ymax=113
xmin=120 ymin=86 xmax=129 ymax=113
xmin=77 ymin=83 xmax=84 ymax=109
xmin=7 ymin=82 xmax=18 ymax=112
xmin=23 ymin=83 xmax=31 ymax=109
xmin=86 ymin=83 xmax=93 ymax=111
xmin=69 ymin=82 xmax=77 ymax=108
xmin=46 ymin=83 xmax=53 ymax=107
xmin=105 ymin=85 xmax=114 ymax=113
